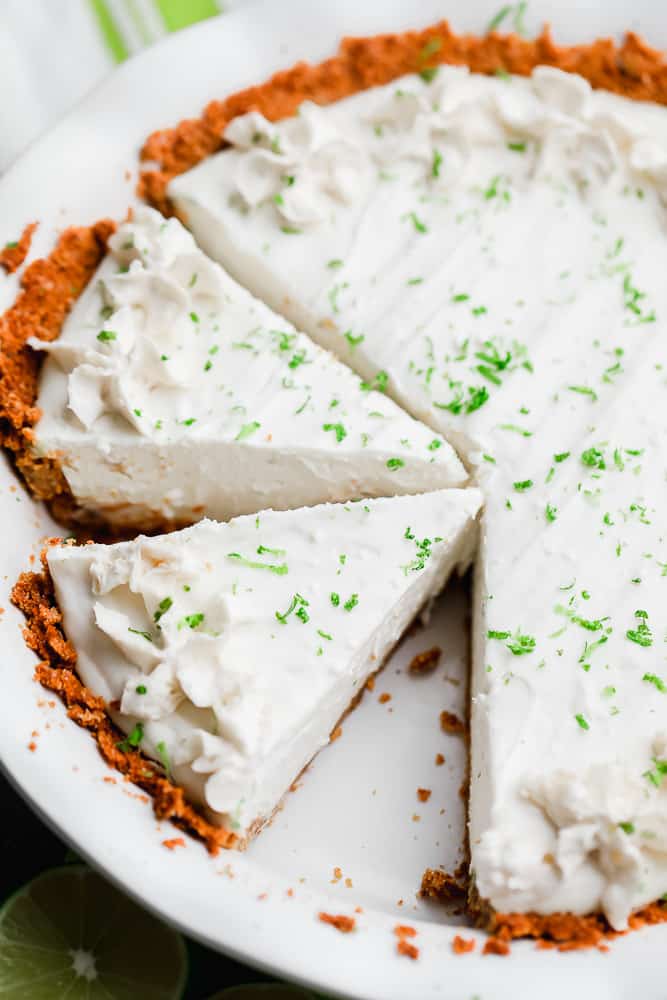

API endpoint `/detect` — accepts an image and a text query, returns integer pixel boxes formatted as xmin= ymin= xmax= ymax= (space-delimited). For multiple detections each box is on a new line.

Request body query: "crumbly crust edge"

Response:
xmin=138 ymin=22 xmax=667 ymax=214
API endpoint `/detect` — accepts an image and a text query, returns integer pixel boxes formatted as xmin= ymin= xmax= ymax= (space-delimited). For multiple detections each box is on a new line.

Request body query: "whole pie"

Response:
xmin=5 ymin=17 xmax=667 ymax=952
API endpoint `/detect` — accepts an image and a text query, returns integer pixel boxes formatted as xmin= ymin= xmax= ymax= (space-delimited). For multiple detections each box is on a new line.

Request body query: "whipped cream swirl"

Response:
xmin=224 ymin=102 xmax=370 ymax=226
xmin=366 ymin=65 xmax=667 ymax=194
xmin=31 ymin=210 xmax=224 ymax=432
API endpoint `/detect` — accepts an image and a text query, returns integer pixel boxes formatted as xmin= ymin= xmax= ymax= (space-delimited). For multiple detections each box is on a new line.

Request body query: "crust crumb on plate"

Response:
xmin=138 ymin=21 xmax=667 ymax=215
xmin=396 ymin=939 xmax=419 ymax=960
xmin=452 ymin=935 xmax=476 ymax=954
xmin=162 ymin=837 xmax=186 ymax=850
xmin=440 ymin=710 xmax=467 ymax=736
xmin=394 ymin=924 xmax=419 ymax=959
xmin=0 ymin=222 xmax=38 ymax=274
xmin=408 ymin=646 xmax=441 ymax=674
xmin=318 ymin=912 xmax=356 ymax=933
xmin=483 ymin=937 xmax=511 ymax=956
xmin=11 ymin=548 xmax=239 ymax=855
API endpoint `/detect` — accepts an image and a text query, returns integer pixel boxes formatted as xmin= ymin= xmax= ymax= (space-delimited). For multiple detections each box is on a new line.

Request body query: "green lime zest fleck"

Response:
xmin=156 ymin=740 xmax=172 ymax=781
xmin=486 ymin=5 xmax=512 ymax=32
xmin=323 ymin=422 xmax=347 ymax=443
xmin=406 ymin=211 xmax=428 ymax=234
xmin=257 ymin=545 xmax=286 ymax=557
xmin=360 ymin=370 xmax=389 ymax=393
xmin=226 ymin=552 xmax=288 ymax=575
xmin=344 ymin=330 xmax=365 ymax=349
xmin=128 ymin=627 xmax=153 ymax=642
xmin=178 ymin=613 xmax=205 ymax=630
xmin=569 ymin=385 xmax=598 ymax=402
xmin=117 ymin=722 xmax=144 ymax=752
xmin=644 ymin=758 xmax=667 ymax=787
xmin=276 ymin=592 xmax=309 ymax=624
xmin=153 ymin=597 xmax=173 ymax=624
xmin=627 ymin=609 xmax=653 ymax=647
xmin=236 ymin=421 xmax=261 ymax=442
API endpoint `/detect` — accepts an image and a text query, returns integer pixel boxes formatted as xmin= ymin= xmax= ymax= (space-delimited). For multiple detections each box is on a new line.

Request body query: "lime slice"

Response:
xmin=0 ymin=865 xmax=187 ymax=999
xmin=206 ymin=986 xmax=318 ymax=999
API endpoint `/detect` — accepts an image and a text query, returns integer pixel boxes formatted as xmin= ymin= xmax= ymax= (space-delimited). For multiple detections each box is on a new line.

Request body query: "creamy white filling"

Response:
xmin=170 ymin=65 xmax=667 ymax=925
xmin=30 ymin=208 xmax=465 ymax=526
xmin=47 ymin=490 xmax=481 ymax=835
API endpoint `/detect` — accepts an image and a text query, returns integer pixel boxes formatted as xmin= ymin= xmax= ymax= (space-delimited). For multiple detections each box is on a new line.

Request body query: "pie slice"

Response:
xmin=168 ymin=64 xmax=667 ymax=928
xmin=45 ymin=488 xmax=482 ymax=844
xmin=28 ymin=208 xmax=465 ymax=532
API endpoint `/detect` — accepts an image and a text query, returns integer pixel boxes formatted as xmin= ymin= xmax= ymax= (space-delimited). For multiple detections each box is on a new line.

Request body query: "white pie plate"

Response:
xmin=1 ymin=1 xmax=666 ymax=997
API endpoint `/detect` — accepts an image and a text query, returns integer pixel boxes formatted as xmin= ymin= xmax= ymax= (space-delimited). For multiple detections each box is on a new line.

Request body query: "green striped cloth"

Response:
xmin=89 ymin=0 xmax=224 ymax=62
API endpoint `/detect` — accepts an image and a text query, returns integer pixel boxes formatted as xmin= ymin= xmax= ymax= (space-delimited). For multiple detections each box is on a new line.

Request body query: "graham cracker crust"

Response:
xmin=0 ymin=220 xmax=114 ymax=518
xmin=467 ymin=883 xmax=667 ymax=954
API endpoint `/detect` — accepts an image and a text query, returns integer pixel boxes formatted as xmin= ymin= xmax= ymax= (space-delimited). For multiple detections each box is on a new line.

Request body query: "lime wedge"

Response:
xmin=0 ymin=865 xmax=187 ymax=999
xmin=206 ymin=987 xmax=318 ymax=999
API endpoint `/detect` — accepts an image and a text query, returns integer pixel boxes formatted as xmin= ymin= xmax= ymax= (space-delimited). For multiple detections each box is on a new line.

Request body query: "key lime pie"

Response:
xmin=6 ymin=19 xmax=667 ymax=950
xmin=44 ymin=490 xmax=480 ymax=842
xmin=26 ymin=208 xmax=464 ymax=531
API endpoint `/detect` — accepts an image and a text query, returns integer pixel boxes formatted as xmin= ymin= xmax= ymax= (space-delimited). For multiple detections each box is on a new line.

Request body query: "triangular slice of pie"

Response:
xmin=47 ymin=487 xmax=481 ymax=844
xmin=29 ymin=208 xmax=466 ymax=532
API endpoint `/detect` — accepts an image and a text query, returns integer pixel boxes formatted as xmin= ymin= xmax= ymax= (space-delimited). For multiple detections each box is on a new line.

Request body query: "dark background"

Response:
xmin=1 ymin=772 xmax=275 ymax=998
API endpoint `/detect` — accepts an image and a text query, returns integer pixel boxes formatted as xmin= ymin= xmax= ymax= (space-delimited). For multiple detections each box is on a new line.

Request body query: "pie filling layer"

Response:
xmin=4 ymin=22 xmax=667 ymax=941
xmin=169 ymin=65 xmax=667 ymax=928
xmin=46 ymin=490 xmax=480 ymax=840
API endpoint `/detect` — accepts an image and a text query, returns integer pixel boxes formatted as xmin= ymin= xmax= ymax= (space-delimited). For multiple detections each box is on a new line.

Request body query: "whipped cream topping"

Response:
xmin=30 ymin=208 xmax=465 ymax=526
xmin=225 ymin=102 xmax=371 ymax=227
xmin=170 ymin=65 xmax=667 ymax=925
xmin=47 ymin=490 xmax=481 ymax=834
